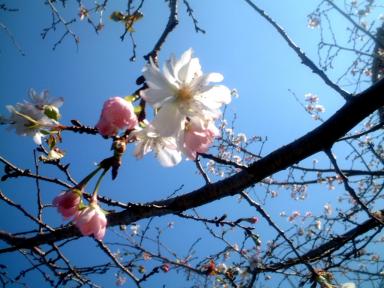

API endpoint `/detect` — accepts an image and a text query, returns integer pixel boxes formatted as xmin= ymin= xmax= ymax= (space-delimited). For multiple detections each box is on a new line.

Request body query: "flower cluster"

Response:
xmin=53 ymin=190 xmax=107 ymax=240
xmin=131 ymin=48 xmax=231 ymax=166
xmin=304 ymin=93 xmax=325 ymax=120
xmin=95 ymin=49 xmax=231 ymax=166
xmin=4 ymin=89 xmax=63 ymax=144
xmin=4 ymin=49 xmax=232 ymax=241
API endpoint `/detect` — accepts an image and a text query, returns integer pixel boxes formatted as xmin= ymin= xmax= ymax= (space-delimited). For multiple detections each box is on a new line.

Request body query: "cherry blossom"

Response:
xmin=180 ymin=117 xmax=219 ymax=160
xmin=5 ymin=89 xmax=63 ymax=144
xmin=141 ymin=48 xmax=231 ymax=137
xmin=74 ymin=197 xmax=107 ymax=240
xmin=53 ymin=189 xmax=81 ymax=219
xmin=96 ymin=97 xmax=138 ymax=137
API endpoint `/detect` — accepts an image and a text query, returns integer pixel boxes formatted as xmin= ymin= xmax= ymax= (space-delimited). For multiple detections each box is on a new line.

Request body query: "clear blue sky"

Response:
xmin=0 ymin=1 xmax=366 ymax=287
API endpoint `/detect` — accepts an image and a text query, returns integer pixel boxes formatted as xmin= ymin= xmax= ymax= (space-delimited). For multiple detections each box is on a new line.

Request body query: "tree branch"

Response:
xmin=144 ymin=0 xmax=178 ymax=61
xmin=244 ymin=0 xmax=352 ymax=101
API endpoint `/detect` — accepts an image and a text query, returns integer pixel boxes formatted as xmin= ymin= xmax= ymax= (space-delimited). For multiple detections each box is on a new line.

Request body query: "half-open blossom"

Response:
xmin=53 ymin=189 xmax=81 ymax=219
xmin=141 ymin=48 xmax=231 ymax=137
xmin=180 ymin=117 xmax=219 ymax=160
xmin=5 ymin=89 xmax=63 ymax=144
xmin=131 ymin=124 xmax=182 ymax=167
xmin=73 ymin=198 xmax=107 ymax=240
xmin=96 ymin=97 xmax=138 ymax=137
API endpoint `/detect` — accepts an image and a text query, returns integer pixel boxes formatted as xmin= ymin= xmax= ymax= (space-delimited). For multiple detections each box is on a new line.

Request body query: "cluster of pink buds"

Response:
xmin=53 ymin=190 xmax=107 ymax=240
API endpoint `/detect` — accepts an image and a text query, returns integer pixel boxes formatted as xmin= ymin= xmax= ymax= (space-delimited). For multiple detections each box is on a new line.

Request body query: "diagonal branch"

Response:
xmin=244 ymin=0 xmax=352 ymax=101
xmin=260 ymin=209 xmax=384 ymax=272
xmin=144 ymin=0 xmax=178 ymax=61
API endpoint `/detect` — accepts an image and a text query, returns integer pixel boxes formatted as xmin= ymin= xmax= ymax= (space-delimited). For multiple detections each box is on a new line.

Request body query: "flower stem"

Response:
xmin=91 ymin=168 xmax=109 ymax=200
xmin=77 ymin=165 xmax=103 ymax=190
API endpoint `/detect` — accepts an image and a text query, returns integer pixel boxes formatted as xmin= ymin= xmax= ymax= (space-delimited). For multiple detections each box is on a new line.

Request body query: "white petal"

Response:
xmin=51 ymin=97 xmax=64 ymax=108
xmin=152 ymin=104 xmax=184 ymax=137
xmin=199 ymin=85 xmax=231 ymax=105
xmin=205 ymin=72 xmax=224 ymax=83
xmin=140 ymin=88 xmax=175 ymax=108
xmin=28 ymin=88 xmax=38 ymax=102
xmin=178 ymin=57 xmax=202 ymax=84
xmin=33 ymin=132 xmax=43 ymax=145
xmin=143 ymin=59 xmax=176 ymax=90
xmin=200 ymin=72 xmax=223 ymax=84
xmin=190 ymin=73 xmax=223 ymax=91
xmin=175 ymin=49 xmax=192 ymax=71
xmin=163 ymin=55 xmax=177 ymax=81
xmin=341 ymin=283 xmax=356 ymax=288
xmin=156 ymin=143 xmax=182 ymax=167
xmin=173 ymin=49 xmax=193 ymax=81
xmin=133 ymin=141 xmax=146 ymax=159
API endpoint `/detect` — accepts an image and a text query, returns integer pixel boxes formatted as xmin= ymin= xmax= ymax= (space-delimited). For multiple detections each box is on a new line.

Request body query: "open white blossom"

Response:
xmin=28 ymin=88 xmax=64 ymax=109
xmin=132 ymin=49 xmax=232 ymax=166
xmin=131 ymin=124 xmax=182 ymax=167
xmin=141 ymin=48 xmax=231 ymax=137
xmin=5 ymin=90 xmax=63 ymax=144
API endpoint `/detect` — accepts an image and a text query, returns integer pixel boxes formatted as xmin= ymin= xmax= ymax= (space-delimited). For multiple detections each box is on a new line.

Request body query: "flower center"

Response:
xmin=176 ymin=85 xmax=192 ymax=101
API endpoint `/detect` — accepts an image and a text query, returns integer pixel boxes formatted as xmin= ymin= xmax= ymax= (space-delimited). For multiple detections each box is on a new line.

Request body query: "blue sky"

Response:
xmin=0 ymin=0 xmax=373 ymax=287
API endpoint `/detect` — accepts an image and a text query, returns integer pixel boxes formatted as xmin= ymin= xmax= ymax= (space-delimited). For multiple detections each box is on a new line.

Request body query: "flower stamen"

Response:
xmin=176 ymin=86 xmax=193 ymax=101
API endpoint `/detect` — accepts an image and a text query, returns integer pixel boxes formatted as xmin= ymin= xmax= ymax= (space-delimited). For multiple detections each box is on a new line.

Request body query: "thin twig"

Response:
xmin=44 ymin=0 xmax=79 ymax=50
xmin=240 ymin=191 xmax=318 ymax=276
xmin=0 ymin=155 xmax=72 ymax=188
xmin=324 ymin=0 xmax=384 ymax=48
xmin=325 ymin=149 xmax=384 ymax=224
xmin=0 ymin=190 xmax=54 ymax=232
xmin=0 ymin=21 xmax=25 ymax=56
xmin=33 ymin=150 xmax=44 ymax=233
xmin=244 ymin=0 xmax=352 ymax=101
xmin=144 ymin=0 xmax=178 ymax=61
xmin=195 ymin=155 xmax=210 ymax=184
xmin=95 ymin=239 xmax=140 ymax=287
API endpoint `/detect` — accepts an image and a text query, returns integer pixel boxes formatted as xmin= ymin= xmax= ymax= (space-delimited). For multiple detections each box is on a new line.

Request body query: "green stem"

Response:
xmin=77 ymin=166 xmax=103 ymax=190
xmin=91 ymin=168 xmax=109 ymax=199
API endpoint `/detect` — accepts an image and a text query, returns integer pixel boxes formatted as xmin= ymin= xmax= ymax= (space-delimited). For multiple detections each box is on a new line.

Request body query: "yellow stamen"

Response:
xmin=176 ymin=86 xmax=192 ymax=101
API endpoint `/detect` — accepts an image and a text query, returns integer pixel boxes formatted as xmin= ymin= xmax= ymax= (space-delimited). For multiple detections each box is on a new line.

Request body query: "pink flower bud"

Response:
xmin=74 ymin=200 xmax=107 ymax=240
xmin=161 ymin=263 xmax=170 ymax=273
xmin=247 ymin=216 xmax=259 ymax=224
xmin=53 ymin=190 xmax=81 ymax=219
xmin=96 ymin=97 xmax=138 ymax=137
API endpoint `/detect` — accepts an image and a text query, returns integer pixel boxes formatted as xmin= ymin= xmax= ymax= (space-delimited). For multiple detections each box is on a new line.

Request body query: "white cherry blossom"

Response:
xmin=5 ymin=89 xmax=63 ymax=144
xmin=141 ymin=48 xmax=231 ymax=137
